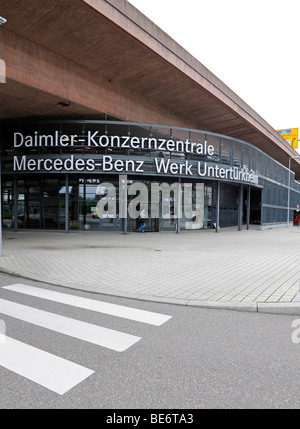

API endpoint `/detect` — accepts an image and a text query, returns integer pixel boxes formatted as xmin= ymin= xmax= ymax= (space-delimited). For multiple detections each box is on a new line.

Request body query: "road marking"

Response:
xmin=3 ymin=284 xmax=172 ymax=326
xmin=0 ymin=299 xmax=140 ymax=352
xmin=0 ymin=334 xmax=94 ymax=395
xmin=0 ymin=284 xmax=173 ymax=395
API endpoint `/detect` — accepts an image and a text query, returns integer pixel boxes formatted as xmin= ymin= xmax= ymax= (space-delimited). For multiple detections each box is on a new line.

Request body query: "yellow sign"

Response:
xmin=277 ymin=128 xmax=298 ymax=149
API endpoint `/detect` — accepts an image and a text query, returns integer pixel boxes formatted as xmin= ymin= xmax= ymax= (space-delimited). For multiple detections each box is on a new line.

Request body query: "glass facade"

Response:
xmin=2 ymin=176 xmax=214 ymax=232
xmin=2 ymin=120 xmax=300 ymax=231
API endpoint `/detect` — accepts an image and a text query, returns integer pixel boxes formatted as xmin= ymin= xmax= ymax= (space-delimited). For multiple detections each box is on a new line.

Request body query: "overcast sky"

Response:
xmin=128 ymin=0 xmax=299 ymax=137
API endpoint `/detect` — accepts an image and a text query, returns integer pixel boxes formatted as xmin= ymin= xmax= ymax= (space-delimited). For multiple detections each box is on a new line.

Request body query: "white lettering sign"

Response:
xmin=11 ymin=131 xmax=259 ymax=184
xmin=13 ymin=131 xmax=214 ymax=155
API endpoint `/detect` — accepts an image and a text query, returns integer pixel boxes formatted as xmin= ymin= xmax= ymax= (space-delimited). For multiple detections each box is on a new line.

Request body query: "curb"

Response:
xmin=1 ymin=267 xmax=300 ymax=316
xmin=257 ymin=302 xmax=300 ymax=315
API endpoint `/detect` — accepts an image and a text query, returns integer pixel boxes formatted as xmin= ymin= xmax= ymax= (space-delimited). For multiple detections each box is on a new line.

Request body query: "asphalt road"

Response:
xmin=1 ymin=272 xmax=300 ymax=409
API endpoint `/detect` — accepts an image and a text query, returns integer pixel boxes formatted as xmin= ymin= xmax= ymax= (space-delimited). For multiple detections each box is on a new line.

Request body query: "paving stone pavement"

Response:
xmin=1 ymin=226 xmax=300 ymax=314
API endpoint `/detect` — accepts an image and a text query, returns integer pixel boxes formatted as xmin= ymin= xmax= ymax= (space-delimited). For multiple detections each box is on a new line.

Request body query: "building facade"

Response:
xmin=1 ymin=0 xmax=300 ymax=234
xmin=2 ymin=120 xmax=300 ymax=233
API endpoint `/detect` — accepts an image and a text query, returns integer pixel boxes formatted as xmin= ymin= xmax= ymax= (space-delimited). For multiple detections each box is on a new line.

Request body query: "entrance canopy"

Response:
xmin=0 ymin=0 xmax=299 ymax=177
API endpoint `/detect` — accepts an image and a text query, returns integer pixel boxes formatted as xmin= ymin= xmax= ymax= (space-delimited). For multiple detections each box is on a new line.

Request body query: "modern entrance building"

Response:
xmin=1 ymin=0 xmax=300 ymax=234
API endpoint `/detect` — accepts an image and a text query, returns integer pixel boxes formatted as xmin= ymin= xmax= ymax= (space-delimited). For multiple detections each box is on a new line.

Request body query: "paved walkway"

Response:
xmin=1 ymin=226 xmax=300 ymax=314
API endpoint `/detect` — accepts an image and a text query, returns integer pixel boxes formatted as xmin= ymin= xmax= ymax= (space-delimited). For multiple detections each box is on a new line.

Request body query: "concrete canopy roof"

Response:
xmin=1 ymin=0 xmax=300 ymax=177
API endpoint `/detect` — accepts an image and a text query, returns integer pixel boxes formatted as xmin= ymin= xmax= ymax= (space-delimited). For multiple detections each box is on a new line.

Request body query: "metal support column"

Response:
xmin=238 ymin=184 xmax=243 ymax=231
xmin=119 ymin=175 xmax=127 ymax=234
xmin=246 ymin=185 xmax=251 ymax=230
xmin=65 ymin=173 xmax=69 ymax=234
xmin=13 ymin=176 xmax=18 ymax=232
xmin=124 ymin=179 xmax=127 ymax=235
xmin=260 ymin=188 xmax=264 ymax=226
xmin=176 ymin=179 xmax=181 ymax=234
xmin=216 ymin=181 xmax=220 ymax=232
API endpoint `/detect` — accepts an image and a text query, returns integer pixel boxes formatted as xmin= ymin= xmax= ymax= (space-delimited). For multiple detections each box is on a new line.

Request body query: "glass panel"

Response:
xmin=206 ymin=134 xmax=220 ymax=163
xmin=3 ymin=181 xmax=13 ymax=228
xmin=58 ymin=178 xmax=79 ymax=230
xmin=27 ymin=181 xmax=41 ymax=228
xmin=43 ymin=179 xmax=59 ymax=229
xmin=204 ymin=185 xmax=212 ymax=229
xmin=98 ymin=178 xmax=121 ymax=231
xmin=243 ymin=146 xmax=249 ymax=169
xmin=220 ymin=138 xmax=232 ymax=166
xmin=233 ymin=142 xmax=241 ymax=167
xmin=78 ymin=177 xmax=122 ymax=231
xmin=79 ymin=178 xmax=102 ymax=231
xmin=183 ymin=183 xmax=204 ymax=230
xmin=17 ymin=180 xmax=25 ymax=228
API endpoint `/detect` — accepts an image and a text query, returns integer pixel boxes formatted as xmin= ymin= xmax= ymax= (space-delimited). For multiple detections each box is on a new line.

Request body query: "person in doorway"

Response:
xmin=138 ymin=208 xmax=146 ymax=233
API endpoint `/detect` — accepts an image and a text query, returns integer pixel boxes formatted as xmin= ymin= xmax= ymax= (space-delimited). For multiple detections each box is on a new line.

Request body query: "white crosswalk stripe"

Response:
xmin=3 ymin=284 xmax=172 ymax=325
xmin=0 ymin=298 xmax=141 ymax=351
xmin=0 ymin=283 xmax=172 ymax=395
xmin=0 ymin=334 xmax=94 ymax=396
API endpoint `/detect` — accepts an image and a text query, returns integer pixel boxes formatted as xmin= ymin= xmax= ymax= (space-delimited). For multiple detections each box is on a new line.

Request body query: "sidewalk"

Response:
xmin=1 ymin=226 xmax=300 ymax=315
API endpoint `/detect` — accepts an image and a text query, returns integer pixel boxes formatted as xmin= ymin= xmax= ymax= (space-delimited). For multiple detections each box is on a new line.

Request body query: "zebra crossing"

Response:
xmin=0 ymin=284 xmax=172 ymax=395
